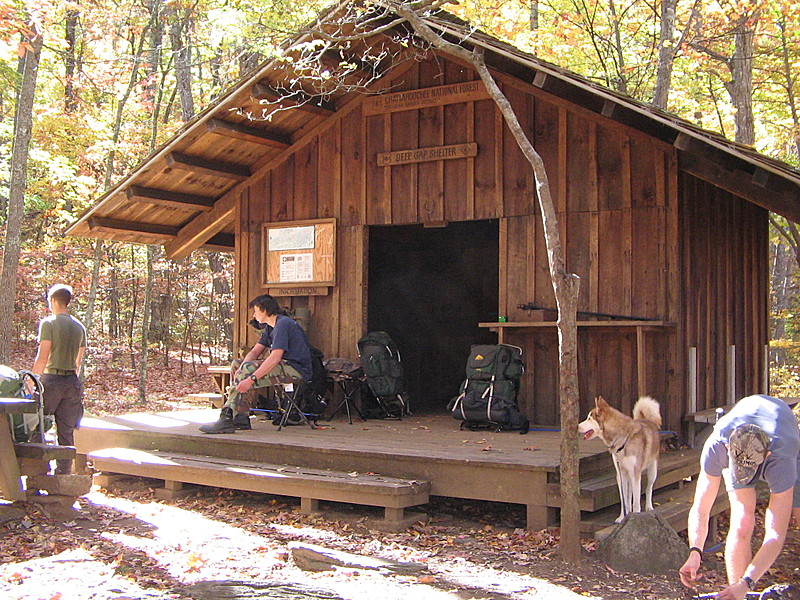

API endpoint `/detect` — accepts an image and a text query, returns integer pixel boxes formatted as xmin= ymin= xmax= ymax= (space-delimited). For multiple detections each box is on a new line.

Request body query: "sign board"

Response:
xmin=262 ymin=218 xmax=336 ymax=289
xmin=363 ymin=81 xmax=490 ymax=115
xmin=378 ymin=142 xmax=478 ymax=167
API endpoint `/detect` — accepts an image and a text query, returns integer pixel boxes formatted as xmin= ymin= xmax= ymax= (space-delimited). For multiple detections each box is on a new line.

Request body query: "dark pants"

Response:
xmin=41 ymin=373 xmax=84 ymax=473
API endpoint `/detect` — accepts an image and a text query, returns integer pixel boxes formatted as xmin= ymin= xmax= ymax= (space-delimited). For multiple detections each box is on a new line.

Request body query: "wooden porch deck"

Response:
xmin=73 ymin=409 xmax=704 ymax=533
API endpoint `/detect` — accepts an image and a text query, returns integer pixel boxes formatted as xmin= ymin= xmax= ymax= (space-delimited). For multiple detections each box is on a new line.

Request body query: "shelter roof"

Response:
xmin=66 ymin=2 xmax=800 ymax=260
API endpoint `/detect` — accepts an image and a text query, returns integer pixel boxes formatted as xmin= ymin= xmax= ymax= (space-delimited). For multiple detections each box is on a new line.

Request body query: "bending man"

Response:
xmin=200 ymin=294 xmax=312 ymax=434
xmin=679 ymin=394 xmax=800 ymax=599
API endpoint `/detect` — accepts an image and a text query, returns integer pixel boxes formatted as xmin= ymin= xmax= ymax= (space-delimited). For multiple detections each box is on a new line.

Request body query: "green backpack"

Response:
xmin=0 ymin=366 xmax=49 ymax=442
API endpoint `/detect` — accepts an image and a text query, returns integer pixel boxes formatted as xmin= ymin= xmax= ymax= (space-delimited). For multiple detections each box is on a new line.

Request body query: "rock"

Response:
xmin=0 ymin=504 xmax=26 ymax=524
xmin=288 ymin=541 xmax=427 ymax=574
xmin=26 ymin=474 xmax=93 ymax=497
xmin=25 ymin=492 xmax=79 ymax=520
xmin=596 ymin=511 xmax=687 ymax=574
xmin=180 ymin=580 xmax=343 ymax=599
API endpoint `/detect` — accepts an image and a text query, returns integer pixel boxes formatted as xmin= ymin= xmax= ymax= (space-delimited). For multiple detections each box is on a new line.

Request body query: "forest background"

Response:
xmin=2 ymin=0 xmax=800 ymax=413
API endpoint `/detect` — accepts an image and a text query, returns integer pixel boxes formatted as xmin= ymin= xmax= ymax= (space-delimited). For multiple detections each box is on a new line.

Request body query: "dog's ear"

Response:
xmin=595 ymin=396 xmax=609 ymax=410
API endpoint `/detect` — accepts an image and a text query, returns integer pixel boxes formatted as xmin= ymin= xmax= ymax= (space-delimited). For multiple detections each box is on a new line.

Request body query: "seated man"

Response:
xmin=200 ymin=294 xmax=313 ymax=434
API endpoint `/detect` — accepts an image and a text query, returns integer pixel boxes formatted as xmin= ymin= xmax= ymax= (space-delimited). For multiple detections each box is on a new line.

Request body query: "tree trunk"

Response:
xmin=0 ymin=29 xmax=43 ymax=364
xmin=725 ymin=18 xmax=758 ymax=145
xmin=64 ymin=8 xmax=80 ymax=112
xmin=396 ymin=5 xmax=583 ymax=562
xmin=608 ymin=0 xmax=628 ymax=94
xmin=80 ymin=239 xmax=103 ymax=380
xmin=206 ymin=251 xmax=233 ymax=354
xmin=652 ymin=0 xmax=677 ymax=109
xmin=776 ymin=16 xmax=800 ymax=162
xmin=138 ymin=245 xmax=155 ymax=403
xmin=530 ymin=0 xmax=538 ymax=31
xmin=169 ymin=8 xmax=195 ymax=120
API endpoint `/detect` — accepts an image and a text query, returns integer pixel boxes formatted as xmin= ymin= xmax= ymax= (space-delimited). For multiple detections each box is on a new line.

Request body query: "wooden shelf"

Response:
xmin=479 ymin=320 xmax=674 ymax=329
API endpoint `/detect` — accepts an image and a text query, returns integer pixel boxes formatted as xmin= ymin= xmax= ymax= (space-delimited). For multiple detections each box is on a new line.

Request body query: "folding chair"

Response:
xmin=325 ymin=370 xmax=366 ymax=424
xmin=272 ymin=379 xmax=318 ymax=431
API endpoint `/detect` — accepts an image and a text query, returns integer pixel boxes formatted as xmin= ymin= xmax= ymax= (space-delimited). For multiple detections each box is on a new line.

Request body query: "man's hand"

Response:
xmin=236 ymin=376 xmax=255 ymax=394
xmin=679 ymin=554 xmax=702 ymax=588
xmin=714 ymin=579 xmax=749 ymax=600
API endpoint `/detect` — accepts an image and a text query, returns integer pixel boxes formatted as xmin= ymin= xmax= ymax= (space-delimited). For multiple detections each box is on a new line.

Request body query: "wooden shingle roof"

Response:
xmin=66 ymin=3 xmax=800 ymax=259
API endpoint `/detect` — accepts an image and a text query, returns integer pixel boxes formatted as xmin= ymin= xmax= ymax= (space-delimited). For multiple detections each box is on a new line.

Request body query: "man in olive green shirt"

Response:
xmin=32 ymin=284 xmax=86 ymax=474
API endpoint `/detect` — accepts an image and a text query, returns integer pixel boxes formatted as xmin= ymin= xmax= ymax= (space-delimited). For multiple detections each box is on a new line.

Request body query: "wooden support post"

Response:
xmin=155 ymin=479 xmax=191 ymax=500
xmin=688 ymin=347 xmax=698 ymax=448
xmin=300 ymin=497 xmax=320 ymax=514
xmin=727 ymin=345 xmax=736 ymax=404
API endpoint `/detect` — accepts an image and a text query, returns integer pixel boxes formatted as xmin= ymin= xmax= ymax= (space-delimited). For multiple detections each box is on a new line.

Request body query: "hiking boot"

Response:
xmin=233 ymin=413 xmax=252 ymax=430
xmin=199 ymin=407 xmax=236 ymax=434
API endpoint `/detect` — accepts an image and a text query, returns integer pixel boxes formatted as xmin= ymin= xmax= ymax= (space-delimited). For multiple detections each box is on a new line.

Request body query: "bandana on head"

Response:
xmin=728 ymin=424 xmax=770 ymax=485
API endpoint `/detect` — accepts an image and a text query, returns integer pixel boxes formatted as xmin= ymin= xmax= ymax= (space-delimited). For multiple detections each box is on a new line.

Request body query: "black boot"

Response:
xmin=199 ymin=407 xmax=236 ymax=433
xmin=233 ymin=413 xmax=252 ymax=430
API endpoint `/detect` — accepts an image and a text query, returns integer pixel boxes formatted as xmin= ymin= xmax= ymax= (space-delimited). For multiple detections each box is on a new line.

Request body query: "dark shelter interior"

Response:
xmin=367 ymin=220 xmax=499 ymax=412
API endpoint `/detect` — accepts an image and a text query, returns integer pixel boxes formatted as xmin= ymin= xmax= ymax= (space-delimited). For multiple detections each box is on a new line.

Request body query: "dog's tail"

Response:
xmin=633 ymin=396 xmax=662 ymax=428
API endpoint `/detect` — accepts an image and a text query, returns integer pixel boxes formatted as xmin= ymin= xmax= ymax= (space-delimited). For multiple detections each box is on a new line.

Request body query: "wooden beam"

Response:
xmin=201 ymin=232 xmax=235 ymax=252
xmin=126 ymin=185 xmax=216 ymax=212
xmin=166 ymin=152 xmax=251 ymax=182
xmin=251 ymin=83 xmax=337 ymax=116
xmin=88 ymin=217 xmax=179 ymax=238
xmin=679 ymin=151 xmax=800 ymax=223
xmin=163 ymin=188 xmax=238 ymax=260
xmin=206 ymin=118 xmax=291 ymax=148
xmin=601 ymin=99 xmax=617 ymax=118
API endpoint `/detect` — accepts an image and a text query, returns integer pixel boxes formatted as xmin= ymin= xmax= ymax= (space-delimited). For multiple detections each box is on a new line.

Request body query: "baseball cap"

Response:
xmin=728 ymin=424 xmax=770 ymax=485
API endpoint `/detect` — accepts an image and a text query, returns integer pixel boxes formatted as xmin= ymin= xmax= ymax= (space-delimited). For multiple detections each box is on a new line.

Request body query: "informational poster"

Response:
xmin=262 ymin=218 xmax=336 ymax=290
xmin=279 ymin=253 xmax=313 ymax=282
xmin=268 ymin=226 xmax=315 ymax=251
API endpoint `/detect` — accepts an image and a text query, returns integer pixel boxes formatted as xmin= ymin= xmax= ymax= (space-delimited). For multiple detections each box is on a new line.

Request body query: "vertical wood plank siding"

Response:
xmin=235 ymin=55 xmax=767 ymax=432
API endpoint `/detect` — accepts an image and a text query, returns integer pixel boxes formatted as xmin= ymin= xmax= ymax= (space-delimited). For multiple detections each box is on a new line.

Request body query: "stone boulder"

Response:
xmin=596 ymin=511 xmax=687 ymax=574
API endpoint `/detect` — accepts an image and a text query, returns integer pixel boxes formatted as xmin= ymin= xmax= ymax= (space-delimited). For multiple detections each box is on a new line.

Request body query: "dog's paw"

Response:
xmin=614 ymin=515 xmax=625 ymax=524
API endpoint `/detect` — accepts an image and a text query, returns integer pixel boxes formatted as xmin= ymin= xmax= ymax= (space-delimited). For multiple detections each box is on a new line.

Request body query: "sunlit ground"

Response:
xmin=0 ymin=489 xmax=597 ymax=600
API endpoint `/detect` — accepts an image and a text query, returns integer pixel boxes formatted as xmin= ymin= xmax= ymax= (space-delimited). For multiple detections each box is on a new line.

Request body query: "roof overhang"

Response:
xmin=66 ymin=3 xmax=800 ymax=259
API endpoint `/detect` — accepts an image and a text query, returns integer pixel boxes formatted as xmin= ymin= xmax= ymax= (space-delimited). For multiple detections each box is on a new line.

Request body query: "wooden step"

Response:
xmin=547 ymin=448 xmax=701 ymax=511
xmin=88 ymin=448 xmax=430 ymax=531
xmin=14 ymin=442 xmax=76 ymax=461
xmin=583 ymin=479 xmax=730 ymax=540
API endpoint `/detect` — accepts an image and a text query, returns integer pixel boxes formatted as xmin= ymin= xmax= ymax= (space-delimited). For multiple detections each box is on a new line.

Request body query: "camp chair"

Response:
xmin=270 ymin=378 xmax=318 ymax=431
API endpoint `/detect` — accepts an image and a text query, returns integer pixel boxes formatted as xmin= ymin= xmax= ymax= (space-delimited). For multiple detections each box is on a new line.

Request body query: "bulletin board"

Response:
xmin=262 ymin=218 xmax=336 ymax=290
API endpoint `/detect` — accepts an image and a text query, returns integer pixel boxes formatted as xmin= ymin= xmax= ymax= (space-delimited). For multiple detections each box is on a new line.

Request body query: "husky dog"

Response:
xmin=578 ymin=396 xmax=662 ymax=523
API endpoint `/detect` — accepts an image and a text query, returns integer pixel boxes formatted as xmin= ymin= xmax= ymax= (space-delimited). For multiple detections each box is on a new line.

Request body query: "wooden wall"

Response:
xmin=679 ymin=174 xmax=769 ymax=416
xmin=231 ymin=52 xmax=767 ymax=432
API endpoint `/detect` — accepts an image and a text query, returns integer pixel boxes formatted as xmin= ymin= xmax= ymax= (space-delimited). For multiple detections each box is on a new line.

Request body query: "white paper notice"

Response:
xmin=279 ymin=253 xmax=314 ymax=282
xmin=269 ymin=226 xmax=315 ymax=251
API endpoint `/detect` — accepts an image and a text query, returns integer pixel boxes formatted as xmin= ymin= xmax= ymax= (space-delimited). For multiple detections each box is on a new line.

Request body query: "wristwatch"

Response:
xmin=742 ymin=576 xmax=756 ymax=591
xmin=249 ymin=374 xmax=258 ymax=382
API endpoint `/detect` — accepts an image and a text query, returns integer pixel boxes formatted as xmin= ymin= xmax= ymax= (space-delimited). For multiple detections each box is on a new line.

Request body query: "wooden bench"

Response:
xmin=185 ymin=392 xmax=224 ymax=408
xmin=87 ymin=448 xmax=430 ymax=531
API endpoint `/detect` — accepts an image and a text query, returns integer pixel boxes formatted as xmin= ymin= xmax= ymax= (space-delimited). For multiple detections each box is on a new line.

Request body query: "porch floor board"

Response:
xmin=74 ymin=410 xmax=703 ymax=534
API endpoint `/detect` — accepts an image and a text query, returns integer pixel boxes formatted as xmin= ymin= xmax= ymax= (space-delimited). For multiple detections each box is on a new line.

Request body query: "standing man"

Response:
xmin=679 ymin=394 xmax=800 ymax=600
xmin=31 ymin=284 xmax=87 ymax=474
xmin=200 ymin=294 xmax=312 ymax=434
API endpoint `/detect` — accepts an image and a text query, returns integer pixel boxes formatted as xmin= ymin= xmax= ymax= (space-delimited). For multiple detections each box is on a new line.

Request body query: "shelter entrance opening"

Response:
xmin=367 ymin=220 xmax=499 ymax=412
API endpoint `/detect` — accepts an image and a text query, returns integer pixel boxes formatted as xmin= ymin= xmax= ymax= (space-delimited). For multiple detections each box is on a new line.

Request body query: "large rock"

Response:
xmin=596 ymin=511 xmax=687 ymax=574
xmin=26 ymin=474 xmax=93 ymax=497
xmin=288 ymin=542 xmax=427 ymax=574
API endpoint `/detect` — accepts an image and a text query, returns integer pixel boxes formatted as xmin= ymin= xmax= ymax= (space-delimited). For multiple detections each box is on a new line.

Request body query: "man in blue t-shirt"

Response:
xmin=200 ymin=294 xmax=312 ymax=434
xmin=679 ymin=395 xmax=800 ymax=598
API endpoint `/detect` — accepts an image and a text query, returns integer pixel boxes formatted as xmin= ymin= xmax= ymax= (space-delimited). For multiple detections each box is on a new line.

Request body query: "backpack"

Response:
xmin=0 ymin=366 xmax=49 ymax=442
xmin=448 ymin=344 xmax=529 ymax=433
xmin=302 ymin=346 xmax=328 ymax=416
xmin=357 ymin=331 xmax=409 ymax=418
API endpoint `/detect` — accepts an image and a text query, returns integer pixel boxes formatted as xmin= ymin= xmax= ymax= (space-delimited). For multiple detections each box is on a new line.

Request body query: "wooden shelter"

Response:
xmin=67 ymin=5 xmax=800 ymax=437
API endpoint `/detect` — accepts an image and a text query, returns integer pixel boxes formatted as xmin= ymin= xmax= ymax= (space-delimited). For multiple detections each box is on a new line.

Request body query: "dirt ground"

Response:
xmin=1 ymin=476 xmax=799 ymax=600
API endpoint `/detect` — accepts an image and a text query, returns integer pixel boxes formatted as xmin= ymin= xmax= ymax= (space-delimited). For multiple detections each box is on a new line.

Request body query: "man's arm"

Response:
xmin=76 ymin=345 xmax=85 ymax=371
xmin=679 ymin=470 xmax=721 ymax=588
xmin=32 ymin=340 xmax=52 ymax=376
xmin=235 ymin=348 xmax=284 ymax=394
